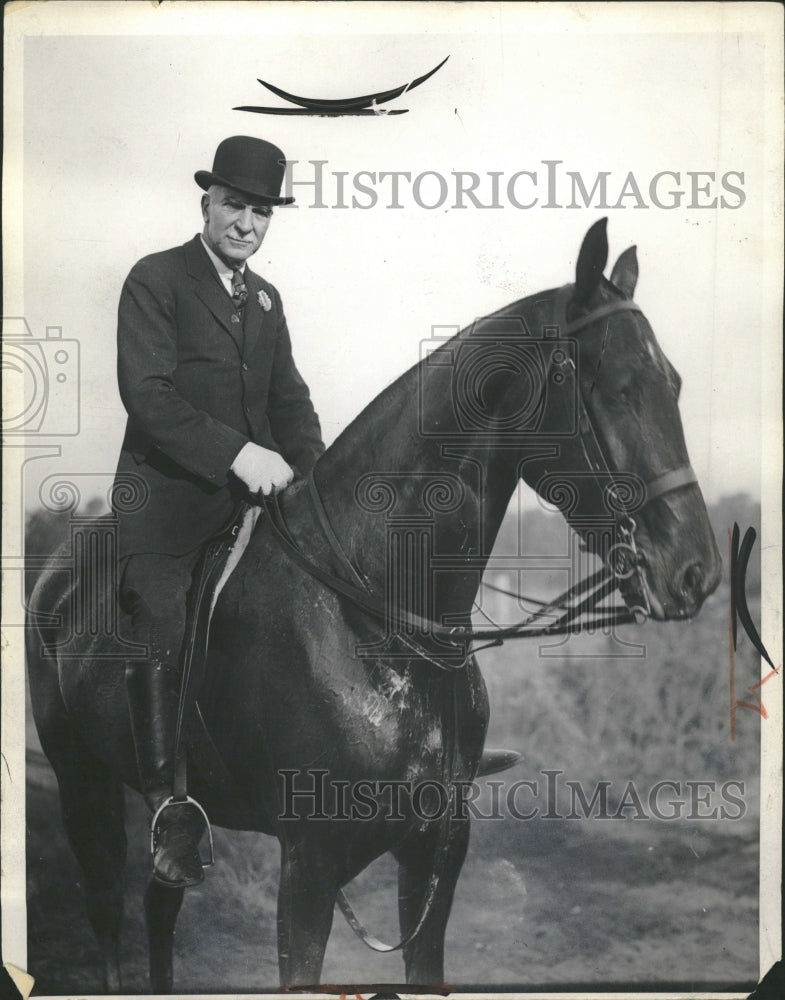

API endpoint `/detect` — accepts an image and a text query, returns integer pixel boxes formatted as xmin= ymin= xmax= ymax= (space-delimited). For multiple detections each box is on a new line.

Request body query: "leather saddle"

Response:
xmin=173 ymin=503 xmax=259 ymax=798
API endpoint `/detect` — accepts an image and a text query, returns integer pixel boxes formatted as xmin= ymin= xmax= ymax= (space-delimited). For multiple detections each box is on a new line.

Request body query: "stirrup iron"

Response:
xmin=150 ymin=795 xmax=215 ymax=869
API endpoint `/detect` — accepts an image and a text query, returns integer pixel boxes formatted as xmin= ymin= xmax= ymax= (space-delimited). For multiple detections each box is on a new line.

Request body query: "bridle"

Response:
xmin=257 ymin=286 xmax=700 ymax=954
xmin=260 ymin=285 xmax=698 ymax=658
xmin=544 ymin=283 xmax=699 ymax=623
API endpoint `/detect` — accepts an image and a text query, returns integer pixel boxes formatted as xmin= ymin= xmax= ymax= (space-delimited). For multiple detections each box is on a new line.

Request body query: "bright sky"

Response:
xmin=2 ymin=3 xmax=783 ymax=974
xmin=4 ymin=1 xmax=782 ymax=514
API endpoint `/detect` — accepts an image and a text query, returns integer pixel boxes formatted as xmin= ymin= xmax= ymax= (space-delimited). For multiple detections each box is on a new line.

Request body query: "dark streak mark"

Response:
xmin=235 ymin=56 xmax=449 ymax=117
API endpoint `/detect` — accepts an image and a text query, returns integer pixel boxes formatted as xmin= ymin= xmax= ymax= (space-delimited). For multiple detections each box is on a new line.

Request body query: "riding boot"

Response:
xmin=125 ymin=658 xmax=206 ymax=888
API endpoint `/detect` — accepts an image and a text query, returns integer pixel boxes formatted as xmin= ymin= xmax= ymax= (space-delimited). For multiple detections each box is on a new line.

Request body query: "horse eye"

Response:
xmin=613 ymin=385 xmax=635 ymax=407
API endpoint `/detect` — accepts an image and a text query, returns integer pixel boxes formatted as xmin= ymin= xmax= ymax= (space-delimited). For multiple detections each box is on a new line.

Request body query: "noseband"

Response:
xmin=252 ymin=285 xmax=703 ymax=960
xmin=260 ymin=287 xmax=699 ymax=653
xmin=549 ymin=284 xmax=698 ymax=619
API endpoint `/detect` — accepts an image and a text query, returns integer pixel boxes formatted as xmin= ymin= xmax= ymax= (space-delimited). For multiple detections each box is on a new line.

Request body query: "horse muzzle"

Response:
xmin=628 ymin=528 xmax=722 ymax=622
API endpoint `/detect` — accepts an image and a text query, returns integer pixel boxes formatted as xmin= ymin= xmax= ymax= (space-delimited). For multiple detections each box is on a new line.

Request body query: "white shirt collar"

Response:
xmin=200 ymin=235 xmax=245 ymax=292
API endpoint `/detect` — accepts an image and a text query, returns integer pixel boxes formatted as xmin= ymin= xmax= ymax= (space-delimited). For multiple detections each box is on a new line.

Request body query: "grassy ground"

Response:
xmin=26 ymin=750 xmax=760 ymax=994
xmin=25 ymin=495 xmax=763 ymax=994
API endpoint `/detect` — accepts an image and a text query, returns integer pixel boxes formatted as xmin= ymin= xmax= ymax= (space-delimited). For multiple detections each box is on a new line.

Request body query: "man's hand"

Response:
xmin=230 ymin=442 xmax=294 ymax=495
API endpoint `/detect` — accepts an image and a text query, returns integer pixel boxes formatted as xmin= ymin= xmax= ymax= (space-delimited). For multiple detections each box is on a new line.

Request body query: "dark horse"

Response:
xmin=27 ymin=220 xmax=721 ymax=992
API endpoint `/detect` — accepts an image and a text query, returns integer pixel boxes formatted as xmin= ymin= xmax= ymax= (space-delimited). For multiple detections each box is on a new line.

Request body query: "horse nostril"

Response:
xmin=680 ymin=562 xmax=704 ymax=598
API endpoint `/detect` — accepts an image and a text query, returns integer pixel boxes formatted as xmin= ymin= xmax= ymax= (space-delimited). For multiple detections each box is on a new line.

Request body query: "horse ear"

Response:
xmin=610 ymin=246 xmax=638 ymax=299
xmin=574 ymin=217 xmax=608 ymax=305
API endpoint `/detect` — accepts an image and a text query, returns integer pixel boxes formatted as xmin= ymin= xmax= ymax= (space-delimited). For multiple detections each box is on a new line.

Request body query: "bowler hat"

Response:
xmin=195 ymin=135 xmax=294 ymax=205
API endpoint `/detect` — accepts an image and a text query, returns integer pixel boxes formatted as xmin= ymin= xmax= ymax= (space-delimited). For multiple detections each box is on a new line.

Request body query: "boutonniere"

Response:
xmin=257 ymin=289 xmax=272 ymax=312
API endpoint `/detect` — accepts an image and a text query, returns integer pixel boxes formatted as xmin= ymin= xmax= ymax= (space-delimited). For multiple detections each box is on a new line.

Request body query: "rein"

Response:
xmin=335 ymin=671 xmax=461 ymax=954
xmin=260 ymin=290 xmax=696 ymax=656
xmin=257 ymin=290 xmax=699 ymax=956
xmin=264 ymin=477 xmax=461 ymax=954
xmin=262 ymin=485 xmax=636 ymax=662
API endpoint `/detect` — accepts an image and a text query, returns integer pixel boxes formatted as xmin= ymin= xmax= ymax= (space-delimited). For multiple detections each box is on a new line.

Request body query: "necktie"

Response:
xmin=231 ymin=267 xmax=248 ymax=311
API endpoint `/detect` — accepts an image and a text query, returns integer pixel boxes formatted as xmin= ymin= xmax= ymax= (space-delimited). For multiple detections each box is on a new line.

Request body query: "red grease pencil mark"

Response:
xmin=735 ymin=699 xmax=769 ymax=721
xmin=728 ymin=526 xmax=777 ymax=739
xmin=748 ymin=665 xmax=781 ymax=691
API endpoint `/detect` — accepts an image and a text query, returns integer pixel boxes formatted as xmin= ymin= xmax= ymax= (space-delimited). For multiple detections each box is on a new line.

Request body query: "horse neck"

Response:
xmin=307 ymin=290 xmax=555 ymax=618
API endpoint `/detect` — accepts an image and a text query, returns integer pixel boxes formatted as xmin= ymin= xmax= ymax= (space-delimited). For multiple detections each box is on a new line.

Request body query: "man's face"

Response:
xmin=201 ymin=185 xmax=273 ymax=267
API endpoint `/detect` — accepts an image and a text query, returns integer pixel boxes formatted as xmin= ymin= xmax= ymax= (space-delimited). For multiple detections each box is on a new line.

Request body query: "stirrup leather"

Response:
xmin=150 ymin=795 xmax=215 ymax=869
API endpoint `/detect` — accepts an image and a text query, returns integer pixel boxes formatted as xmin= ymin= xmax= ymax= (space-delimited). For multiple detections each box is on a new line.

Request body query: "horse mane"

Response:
xmin=321 ymin=288 xmax=548 ymax=467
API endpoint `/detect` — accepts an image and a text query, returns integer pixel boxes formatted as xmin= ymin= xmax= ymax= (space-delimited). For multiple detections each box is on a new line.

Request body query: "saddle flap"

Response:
xmin=173 ymin=504 xmax=261 ymax=800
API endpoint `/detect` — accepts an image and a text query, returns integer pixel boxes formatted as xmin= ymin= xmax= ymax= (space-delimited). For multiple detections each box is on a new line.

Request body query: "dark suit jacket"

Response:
xmin=112 ymin=235 xmax=324 ymax=556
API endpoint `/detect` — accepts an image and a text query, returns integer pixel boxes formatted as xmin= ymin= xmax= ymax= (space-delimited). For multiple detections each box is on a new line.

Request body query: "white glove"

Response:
xmin=230 ymin=442 xmax=294 ymax=495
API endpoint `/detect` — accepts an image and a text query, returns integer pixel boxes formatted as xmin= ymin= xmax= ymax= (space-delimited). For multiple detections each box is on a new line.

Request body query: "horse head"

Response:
xmin=515 ymin=218 xmax=721 ymax=620
xmin=305 ymin=218 xmax=722 ymax=625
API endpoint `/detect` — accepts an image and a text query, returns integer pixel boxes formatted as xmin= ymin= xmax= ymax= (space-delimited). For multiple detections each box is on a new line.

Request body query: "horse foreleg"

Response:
xmin=276 ymin=837 xmax=338 ymax=989
xmin=144 ymin=879 xmax=185 ymax=993
xmin=394 ymin=817 xmax=469 ymax=986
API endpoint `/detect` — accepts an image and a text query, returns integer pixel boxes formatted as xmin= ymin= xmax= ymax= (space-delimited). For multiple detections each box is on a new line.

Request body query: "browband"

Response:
xmin=554 ymin=282 xmax=643 ymax=337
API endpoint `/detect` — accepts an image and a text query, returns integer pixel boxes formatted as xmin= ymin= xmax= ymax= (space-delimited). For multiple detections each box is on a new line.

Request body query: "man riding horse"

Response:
xmin=113 ymin=136 xmax=326 ymax=889
xmin=113 ymin=134 xmax=517 ymax=892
